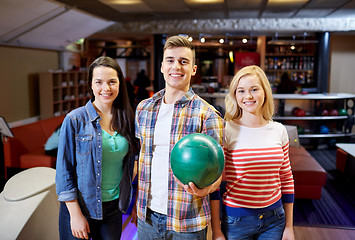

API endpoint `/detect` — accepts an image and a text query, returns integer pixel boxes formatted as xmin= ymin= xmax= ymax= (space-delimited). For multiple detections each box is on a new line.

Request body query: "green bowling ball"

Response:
xmin=338 ymin=108 xmax=347 ymax=116
xmin=170 ymin=133 xmax=224 ymax=189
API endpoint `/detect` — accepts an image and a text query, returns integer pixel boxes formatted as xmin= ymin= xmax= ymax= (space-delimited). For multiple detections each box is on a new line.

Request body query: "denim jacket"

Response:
xmin=55 ymin=101 xmax=134 ymax=220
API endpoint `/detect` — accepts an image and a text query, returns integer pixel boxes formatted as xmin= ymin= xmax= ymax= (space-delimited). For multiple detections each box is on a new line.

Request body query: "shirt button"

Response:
xmin=97 ymin=173 xmax=100 ymax=176
xmin=98 ymin=145 xmax=101 ymax=148
xmin=98 ymin=160 xmax=100 ymax=163
xmin=98 ymin=200 xmax=100 ymax=202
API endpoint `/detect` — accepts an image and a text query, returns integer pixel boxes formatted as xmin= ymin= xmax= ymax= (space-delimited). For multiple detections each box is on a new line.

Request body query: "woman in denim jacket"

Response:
xmin=56 ymin=56 xmax=139 ymax=240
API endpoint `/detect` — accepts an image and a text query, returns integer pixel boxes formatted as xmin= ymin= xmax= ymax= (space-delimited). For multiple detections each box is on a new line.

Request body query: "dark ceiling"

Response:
xmin=54 ymin=0 xmax=355 ymax=23
xmin=1 ymin=0 xmax=354 ymax=50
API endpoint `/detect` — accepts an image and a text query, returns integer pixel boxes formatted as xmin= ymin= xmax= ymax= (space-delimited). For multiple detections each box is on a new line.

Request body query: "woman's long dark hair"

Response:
xmin=88 ymin=56 xmax=139 ymax=156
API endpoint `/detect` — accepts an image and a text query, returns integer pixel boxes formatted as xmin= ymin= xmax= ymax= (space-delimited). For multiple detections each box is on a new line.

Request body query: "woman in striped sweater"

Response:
xmin=220 ymin=65 xmax=295 ymax=240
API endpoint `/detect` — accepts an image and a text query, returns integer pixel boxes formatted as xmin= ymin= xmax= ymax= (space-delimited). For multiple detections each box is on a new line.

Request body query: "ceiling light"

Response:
xmin=267 ymin=0 xmax=309 ymax=9
xmin=200 ymin=37 xmax=205 ymax=43
xmin=290 ymin=45 xmax=295 ymax=50
xmin=269 ymin=0 xmax=307 ymax=2
xmin=185 ymin=0 xmax=224 ymax=4
xmin=76 ymin=38 xmax=84 ymax=45
xmin=242 ymin=38 xmax=247 ymax=44
xmin=188 ymin=36 xmax=193 ymax=41
xmin=103 ymin=0 xmax=142 ymax=4
xmin=219 ymin=38 xmax=224 ymax=44
xmin=99 ymin=0 xmax=151 ymax=12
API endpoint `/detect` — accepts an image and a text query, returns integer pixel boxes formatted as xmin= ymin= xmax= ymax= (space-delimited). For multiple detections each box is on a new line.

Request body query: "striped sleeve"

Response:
xmin=280 ymin=142 xmax=295 ymax=203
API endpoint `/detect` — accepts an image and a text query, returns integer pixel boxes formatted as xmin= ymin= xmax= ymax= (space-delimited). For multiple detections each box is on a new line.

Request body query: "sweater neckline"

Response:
xmin=230 ymin=120 xmax=272 ymax=129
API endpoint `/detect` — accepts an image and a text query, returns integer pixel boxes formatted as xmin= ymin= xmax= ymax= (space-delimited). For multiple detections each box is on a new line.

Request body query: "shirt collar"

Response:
xmin=85 ymin=100 xmax=100 ymax=122
xmin=152 ymin=88 xmax=195 ymax=107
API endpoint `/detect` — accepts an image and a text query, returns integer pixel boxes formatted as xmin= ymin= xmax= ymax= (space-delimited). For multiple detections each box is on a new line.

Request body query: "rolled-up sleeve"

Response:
xmin=55 ymin=116 xmax=78 ymax=202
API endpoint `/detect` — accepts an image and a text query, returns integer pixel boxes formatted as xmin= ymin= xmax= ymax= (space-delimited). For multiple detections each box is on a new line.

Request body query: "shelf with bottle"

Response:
xmin=264 ymin=35 xmax=317 ymax=93
xmin=267 ymin=70 xmax=314 ymax=93
xmin=265 ymin=56 xmax=314 ymax=71
xmin=264 ymin=55 xmax=315 ymax=92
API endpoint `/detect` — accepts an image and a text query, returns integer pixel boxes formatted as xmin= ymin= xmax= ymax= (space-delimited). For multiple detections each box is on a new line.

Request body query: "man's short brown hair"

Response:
xmin=164 ymin=35 xmax=196 ymax=65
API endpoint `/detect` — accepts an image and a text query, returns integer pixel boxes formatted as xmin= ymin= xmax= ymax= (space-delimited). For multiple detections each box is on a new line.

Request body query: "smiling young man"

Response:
xmin=133 ymin=35 xmax=225 ymax=239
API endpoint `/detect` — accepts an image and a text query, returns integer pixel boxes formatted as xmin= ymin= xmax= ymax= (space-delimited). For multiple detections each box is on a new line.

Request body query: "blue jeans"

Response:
xmin=59 ymin=199 xmax=122 ymax=240
xmin=221 ymin=206 xmax=286 ymax=240
xmin=137 ymin=208 xmax=207 ymax=239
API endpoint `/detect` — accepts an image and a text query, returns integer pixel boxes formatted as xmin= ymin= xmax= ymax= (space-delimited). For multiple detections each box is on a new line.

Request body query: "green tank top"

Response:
xmin=101 ymin=130 xmax=129 ymax=202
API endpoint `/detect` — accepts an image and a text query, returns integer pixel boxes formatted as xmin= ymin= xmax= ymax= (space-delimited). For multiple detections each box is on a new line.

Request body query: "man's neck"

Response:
xmin=164 ymin=87 xmax=188 ymax=104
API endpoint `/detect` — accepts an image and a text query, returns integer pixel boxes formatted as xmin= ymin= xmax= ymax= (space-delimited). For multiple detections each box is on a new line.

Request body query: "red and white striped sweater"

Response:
xmin=223 ymin=120 xmax=294 ymax=216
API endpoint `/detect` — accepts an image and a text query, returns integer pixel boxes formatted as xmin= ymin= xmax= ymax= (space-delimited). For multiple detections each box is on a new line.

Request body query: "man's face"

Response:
xmin=161 ymin=47 xmax=197 ymax=92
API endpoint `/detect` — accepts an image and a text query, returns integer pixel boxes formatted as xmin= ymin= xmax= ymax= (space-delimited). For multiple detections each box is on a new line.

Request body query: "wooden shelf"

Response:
xmin=39 ymin=71 xmax=90 ymax=119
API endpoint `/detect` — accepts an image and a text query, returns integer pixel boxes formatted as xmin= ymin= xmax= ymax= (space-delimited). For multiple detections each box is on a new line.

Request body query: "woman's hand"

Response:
xmin=70 ymin=213 xmax=90 ymax=239
xmin=212 ymin=229 xmax=226 ymax=240
xmin=282 ymin=203 xmax=295 ymax=240
xmin=282 ymin=226 xmax=295 ymax=240
xmin=66 ymin=200 xmax=90 ymax=239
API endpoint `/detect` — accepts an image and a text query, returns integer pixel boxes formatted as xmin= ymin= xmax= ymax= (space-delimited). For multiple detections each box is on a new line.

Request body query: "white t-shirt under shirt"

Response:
xmin=148 ymin=100 xmax=174 ymax=214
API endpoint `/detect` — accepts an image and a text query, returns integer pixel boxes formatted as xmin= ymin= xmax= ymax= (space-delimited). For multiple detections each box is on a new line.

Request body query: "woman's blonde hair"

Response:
xmin=224 ymin=65 xmax=274 ymax=121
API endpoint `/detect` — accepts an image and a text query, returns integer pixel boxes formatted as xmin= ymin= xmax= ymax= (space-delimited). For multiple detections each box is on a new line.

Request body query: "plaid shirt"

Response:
xmin=135 ymin=88 xmax=224 ymax=232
